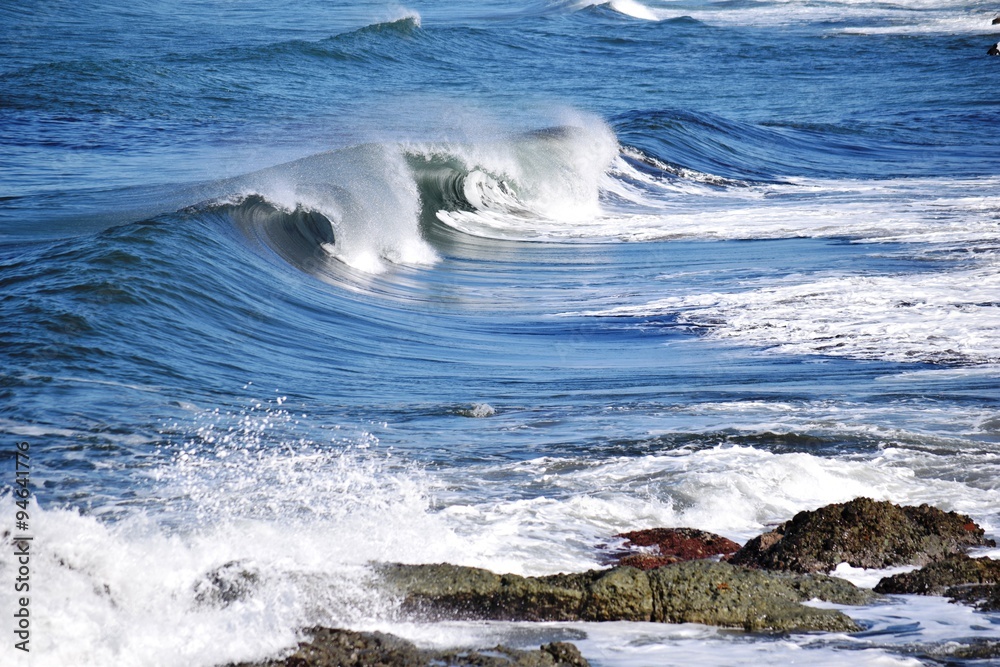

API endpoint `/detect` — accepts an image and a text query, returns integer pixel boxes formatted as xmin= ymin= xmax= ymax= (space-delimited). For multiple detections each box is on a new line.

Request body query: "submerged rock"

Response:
xmin=457 ymin=403 xmax=496 ymax=418
xmin=729 ymin=498 xmax=994 ymax=573
xmin=229 ymin=627 xmax=589 ymax=667
xmin=918 ymin=639 xmax=1000 ymax=661
xmin=874 ymin=554 xmax=1000 ymax=610
xmin=378 ymin=560 xmax=875 ymax=632
xmin=613 ymin=527 xmax=741 ymax=570
xmin=194 ymin=561 xmax=261 ymax=607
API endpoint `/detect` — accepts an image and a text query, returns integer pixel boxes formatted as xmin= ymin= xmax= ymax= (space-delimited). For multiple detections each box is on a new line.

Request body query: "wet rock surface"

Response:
xmin=947 ymin=583 xmax=1000 ymax=611
xmin=875 ymin=554 xmax=1000 ymax=611
xmin=917 ymin=639 xmax=1000 ymax=662
xmin=229 ymin=627 xmax=589 ymax=667
xmin=874 ymin=554 xmax=1000 ymax=595
xmin=194 ymin=561 xmax=262 ymax=607
xmin=378 ymin=560 xmax=875 ymax=632
xmin=645 ymin=560 xmax=872 ymax=632
xmin=612 ymin=527 xmax=741 ymax=570
xmin=729 ymin=498 xmax=993 ymax=573
xmin=377 ymin=562 xmax=650 ymax=623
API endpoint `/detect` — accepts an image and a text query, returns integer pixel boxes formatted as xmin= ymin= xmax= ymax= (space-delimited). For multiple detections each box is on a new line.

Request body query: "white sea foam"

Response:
xmin=552 ymin=160 xmax=1000 ymax=368
xmin=372 ymin=619 xmax=933 ymax=667
xmin=404 ymin=436 xmax=1000 ymax=578
xmin=452 ymin=164 xmax=1000 ymax=246
xmin=565 ymin=0 xmax=659 ymax=21
xmin=1 ymin=502 xmax=316 ymax=666
xmin=572 ymin=621 xmax=931 ymax=667
xmin=616 ymin=178 xmax=1000 ymax=245
xmin=555 ymin=152 xmax=1000 ymax=366
xmin=608 ymin=0 xmax=660 ymax=21
xmin=832 ymin=562 xmax=920 ymax=588
xmin=430 ymin=113 xmax=620 ymax=226
xmin=0 ymin=445 xmax=458 ymax=667
xmin=586 ymin=262 xmax=1000 ymax=365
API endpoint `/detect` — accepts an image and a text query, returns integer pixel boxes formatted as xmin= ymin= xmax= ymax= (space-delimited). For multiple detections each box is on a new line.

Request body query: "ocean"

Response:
xmin=2 ymin=0 xmax=1000 ymax=664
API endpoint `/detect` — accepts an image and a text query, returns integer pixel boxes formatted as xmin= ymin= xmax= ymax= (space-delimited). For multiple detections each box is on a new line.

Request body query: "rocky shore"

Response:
xmin=224 ymin=498 xmax=996 ymax=667
xmin=228 ymin=628 xmax=590 ymax=667
xmin=377 ymin=559 xmax=873 ymax=632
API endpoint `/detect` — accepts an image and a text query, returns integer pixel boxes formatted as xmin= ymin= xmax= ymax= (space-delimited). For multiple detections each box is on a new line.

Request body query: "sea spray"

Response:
xmin=429 ymin=116 xmax=622 ymax=234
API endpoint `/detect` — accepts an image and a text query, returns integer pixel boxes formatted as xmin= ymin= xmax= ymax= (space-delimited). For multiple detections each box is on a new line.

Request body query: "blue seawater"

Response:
xmin=2 ymin=1 xmax=1000 ymax=664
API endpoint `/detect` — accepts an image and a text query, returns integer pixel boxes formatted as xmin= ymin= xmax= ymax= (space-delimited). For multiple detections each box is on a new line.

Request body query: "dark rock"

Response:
xmin=993 ymin=16 xmax=1000 ymax=24
xmin=947 ymin=583 xmax=1000 ymax=611
xmin=612 ymin=527 xmax=741 ymax=570
xmin=729 ymin=498 xmax=993 ymax=573
xmin=785 ymin=572 xmax=881 ymax=606
xmin=875 ymin=554 xmax=1000 ymax=610
xmin=919 ymin=639 xmax=1000 ymax=661
xmin=378 ymin=560 xmax=875 ymax=632
xmin=645 ymin=560 xmax=871 ymax=632
xmin=537 ymin=642 xmax=589 ymax=667
xmin=874 ymin=554 xmax=1000 ymax=595
xmin=194 ymin=561 xmax=261 ymax=606
xmin=228 ymin=627 xmax=589 ymax=667
xmin=377 ymin=562 xmax=650 ymax=622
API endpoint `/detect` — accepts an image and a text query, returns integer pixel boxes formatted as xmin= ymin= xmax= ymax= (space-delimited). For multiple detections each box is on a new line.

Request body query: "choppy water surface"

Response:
xmin=2 ymin=0 xmax=999 ymax=664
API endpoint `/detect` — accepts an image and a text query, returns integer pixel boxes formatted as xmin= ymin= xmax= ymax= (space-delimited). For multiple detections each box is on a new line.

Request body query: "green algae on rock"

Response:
xmin=377 ymin=560 xmax=875 ymax=632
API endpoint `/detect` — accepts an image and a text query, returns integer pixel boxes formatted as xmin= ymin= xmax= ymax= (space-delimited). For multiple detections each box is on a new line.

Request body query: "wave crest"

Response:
xmin=426 ymin=120 xmax=622 ymax=237
xmin=356 ymin=12 xmax=422 ymax=35
xmin=219 ymin=143 xmax=437 ymax=274
xmin=209 ymin=117 xmax=622 ymax=272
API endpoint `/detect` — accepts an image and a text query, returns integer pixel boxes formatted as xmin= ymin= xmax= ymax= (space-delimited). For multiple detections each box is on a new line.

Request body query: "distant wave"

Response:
xmin=591 ymin=0 xmax=660 ymax=21
xmin=186 ymin=14 xmax=425 ymax=68
xmin=560 ymin=0 xmax=999 ymax=33
xmin=354 ymin=12 xmax=422 ymax=35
